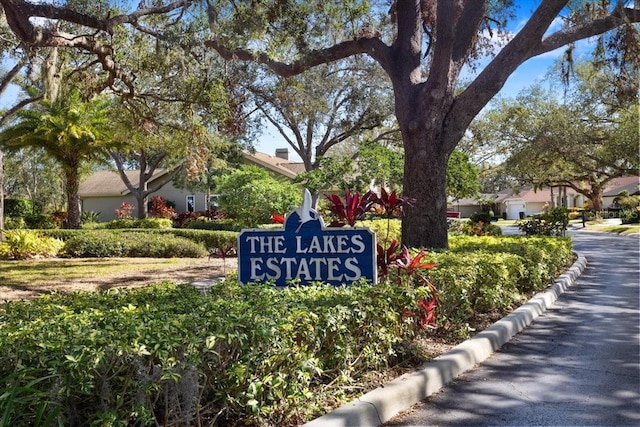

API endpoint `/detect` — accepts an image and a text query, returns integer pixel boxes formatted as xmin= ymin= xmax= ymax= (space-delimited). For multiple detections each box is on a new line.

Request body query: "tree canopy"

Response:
xmin=474 ymin=61 xmax=639 ymax=211
xmin=1 ymin=0 xmax=638 ymax=247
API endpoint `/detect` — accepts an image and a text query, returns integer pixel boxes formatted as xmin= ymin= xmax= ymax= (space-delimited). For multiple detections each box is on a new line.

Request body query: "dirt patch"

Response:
xmin=0 ymin=257 xmax=233 ymax=302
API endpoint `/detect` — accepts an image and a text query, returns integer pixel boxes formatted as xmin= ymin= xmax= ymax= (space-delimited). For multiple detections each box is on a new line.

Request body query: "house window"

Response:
xmin=186 ymin=195 xmax=195 ymax=213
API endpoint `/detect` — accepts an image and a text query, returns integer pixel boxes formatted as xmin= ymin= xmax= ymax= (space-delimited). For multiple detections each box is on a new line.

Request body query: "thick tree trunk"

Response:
xmin=401 ymin=133 xmax=450 ymax=249
xmin=589 ymin=187 xmax=604 ymax=212
xmin=64 ymin=166 xmax=81 ymax=229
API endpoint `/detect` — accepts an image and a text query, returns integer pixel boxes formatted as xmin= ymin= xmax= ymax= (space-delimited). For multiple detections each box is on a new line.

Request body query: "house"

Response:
xmin=500 ymin=177 xmax=640 ymax=219
xmin=448 ymin=192 xmax=511 ymax=218
xmin=79 ymin=149 xmax=303 ymax=221
xmin=602 ymin=176 xmax=640 ymax=209
xmin=502 ymin=186 xmax=587 ymax=219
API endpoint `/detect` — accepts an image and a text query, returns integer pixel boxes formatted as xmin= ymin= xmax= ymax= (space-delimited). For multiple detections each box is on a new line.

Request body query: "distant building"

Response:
xmin=79 ymin=149 xmax=303 ymax=221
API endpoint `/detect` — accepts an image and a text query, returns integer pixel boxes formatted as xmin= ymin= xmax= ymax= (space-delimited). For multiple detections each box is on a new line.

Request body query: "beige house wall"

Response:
xmin=81 ymin=182 xmax=212 ymax=222
xmin=82 ymin=195 xmax=137 ymax=222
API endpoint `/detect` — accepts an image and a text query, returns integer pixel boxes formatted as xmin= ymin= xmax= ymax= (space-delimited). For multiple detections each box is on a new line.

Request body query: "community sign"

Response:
xmin=238 ymin=190 xmax=377 ymax=286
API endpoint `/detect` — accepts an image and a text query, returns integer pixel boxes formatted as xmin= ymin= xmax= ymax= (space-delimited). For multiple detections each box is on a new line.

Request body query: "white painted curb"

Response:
xmin=304 ymin=252 xmax=588 ymax=427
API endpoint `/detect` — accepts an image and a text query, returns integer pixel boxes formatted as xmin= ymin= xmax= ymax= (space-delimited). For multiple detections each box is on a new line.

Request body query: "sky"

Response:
xmin=0 ymin=1 xmax=599 ymax=162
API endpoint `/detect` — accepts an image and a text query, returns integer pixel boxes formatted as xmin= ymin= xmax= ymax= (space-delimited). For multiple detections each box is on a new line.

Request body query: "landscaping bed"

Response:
xmin=0 ymin=235 xmax=574 ymax=426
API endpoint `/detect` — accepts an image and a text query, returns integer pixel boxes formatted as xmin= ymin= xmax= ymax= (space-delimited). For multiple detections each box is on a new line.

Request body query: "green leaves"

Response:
xmin=0 ymin=230 xmax=64 ymax=260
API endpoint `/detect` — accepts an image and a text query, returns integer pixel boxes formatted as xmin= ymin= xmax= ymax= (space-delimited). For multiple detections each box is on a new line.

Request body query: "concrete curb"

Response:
xmin=304 ymin=252 xmax=588 ymax=427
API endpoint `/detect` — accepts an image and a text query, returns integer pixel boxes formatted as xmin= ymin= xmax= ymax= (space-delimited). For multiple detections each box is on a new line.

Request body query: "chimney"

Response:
xmin=275 ymin=148 xmax=289 ymax=160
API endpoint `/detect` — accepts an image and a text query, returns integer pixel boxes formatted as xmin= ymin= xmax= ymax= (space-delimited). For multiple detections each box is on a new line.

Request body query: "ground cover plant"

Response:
xmin=0 ymin=233 xmax=573 ymax=426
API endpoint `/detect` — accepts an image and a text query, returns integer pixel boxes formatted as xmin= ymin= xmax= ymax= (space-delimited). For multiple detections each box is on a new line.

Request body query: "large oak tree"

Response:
xmin=2 ymin=0 xmax=638 ymax=247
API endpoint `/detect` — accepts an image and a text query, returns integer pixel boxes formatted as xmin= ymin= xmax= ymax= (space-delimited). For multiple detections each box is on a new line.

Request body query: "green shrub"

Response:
xmin=0 ymin=230 xmax=64 ymax=260
xmin=357 ymin=218 xmax=401 ymax=246
xmin=24 ymin=213 xmax=57 ymax=229
xmin=42 ymin=229 xmax=238 ymax=256
xmin=106 ymin=218 xmax=173 ymax=229
xmin=62 ymin=231 xmax=209 ymax=258
xmin=217 ymin=165 xmax=301 ymax=227
xmin=121 ymin=232 xmax=209 ymax=258
xmin=469 ymin=211 xmax=492 ymax=224
xmin=620 ymin=207 xmax=640 ymax=224
xmin=168 ymin=229 xmax=238 ymax=252
xmin=3 ymin=216 xmax=26 ymax=230
xmin=0 ymin=281 xmax=420 ymax=426
xmin=187 ymin=218 xmax=240 ymax=231
xmin=62 ymin=231 xmax=126 ymax=257
xmin=3 ymin=198 xmax=35 ymax=218
xmin=448 ymin=235 xmax=573 ymax=292
xmin=517 ymin=207 xmax=569 ymax=236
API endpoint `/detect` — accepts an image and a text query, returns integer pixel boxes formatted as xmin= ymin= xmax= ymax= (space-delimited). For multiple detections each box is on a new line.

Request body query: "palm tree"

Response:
xmin=0 ymin=91 xmax=117 ymax=228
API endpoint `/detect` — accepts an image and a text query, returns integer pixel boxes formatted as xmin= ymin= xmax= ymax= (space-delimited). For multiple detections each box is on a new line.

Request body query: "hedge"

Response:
xmin=0 ymin=281 xmax=422 ymax=426
xmin=0 ymin=234 xmax=575 ymax=426
xmin=40 ymin=229 xmax=238 ymax=257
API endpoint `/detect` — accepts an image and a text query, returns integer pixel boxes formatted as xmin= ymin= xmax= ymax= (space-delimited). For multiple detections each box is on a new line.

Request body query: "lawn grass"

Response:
xmin=0 ymin=257 xmax=202 ymax=287
xmin=584 ymin=223 xmax=640 ymax=236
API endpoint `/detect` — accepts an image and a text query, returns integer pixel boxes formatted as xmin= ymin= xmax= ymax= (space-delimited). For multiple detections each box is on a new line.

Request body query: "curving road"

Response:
xmin=385 ymin=231 xmax=640 ymax=426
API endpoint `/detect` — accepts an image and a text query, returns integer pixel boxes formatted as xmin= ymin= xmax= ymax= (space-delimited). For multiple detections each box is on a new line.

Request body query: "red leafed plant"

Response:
xmin=376 ymin=188 xmax=416 ymax=217
xmin=324 ymin=189 xmax=378 ymax=227
xmin=377 ymin=241 xmax=439 ymax=330
xmin=376 ymin=239 xmax=400 ymax=278
xmin=270 ymin=213 xmax=285 ymax=224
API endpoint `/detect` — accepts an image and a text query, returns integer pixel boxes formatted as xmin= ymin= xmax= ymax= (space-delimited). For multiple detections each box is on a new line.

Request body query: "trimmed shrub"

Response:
xmin=517 ymin=207 xmax=569 ymax=236
xmin=106 ymin=218 xmax=173 ymax=229
xmin=62 ymin=231 xmax=126 ymax=257
xmin=41 ymin=229 xmax=238 ymax=255
xmin=62 ymin=231 xmax=208 ymax=258
xmin=187 ymin=218 xmax=240 ymax=231
xmin=168 ymin=229 xmax=238 ymax=252
xmin=0 ymin=281 xmax=420 ymax=426
xmin=448 ymin=235 xmax=573 ymax=291
xmin=120 ymin=232 xmax=209 ymax=258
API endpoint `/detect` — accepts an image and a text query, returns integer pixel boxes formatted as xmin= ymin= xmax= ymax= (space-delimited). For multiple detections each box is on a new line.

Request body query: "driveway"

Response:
xmin=384 ymin=231 xmax=640 ymax=426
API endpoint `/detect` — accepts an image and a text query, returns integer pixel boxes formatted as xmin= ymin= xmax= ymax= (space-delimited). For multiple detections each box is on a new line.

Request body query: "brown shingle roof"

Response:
xmin=241 ymin=150 xmax=299 ymax=179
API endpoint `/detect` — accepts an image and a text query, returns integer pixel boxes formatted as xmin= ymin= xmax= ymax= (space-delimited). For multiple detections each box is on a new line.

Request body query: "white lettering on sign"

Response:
xmin=295 ymin=235 xmax=366 ymax=254
xmin=246 ymin=256 xmax=363 ymax=282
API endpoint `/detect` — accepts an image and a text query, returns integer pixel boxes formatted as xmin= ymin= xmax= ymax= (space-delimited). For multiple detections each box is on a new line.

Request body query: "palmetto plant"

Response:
xmin=0 ymin=91 xmax=119 ymax=228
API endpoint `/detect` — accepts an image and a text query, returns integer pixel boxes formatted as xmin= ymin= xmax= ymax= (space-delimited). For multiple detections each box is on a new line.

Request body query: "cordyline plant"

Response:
xmin=324 ymin=189 xmax=378 ymax=227
xmin=377 ymin=239 xmax=439 ymax=330
xmin=115 ymin=202 xmax=134 ymax=219
xmin=324 ymin=188 xmax=414 ymax=228
xmin=270 ymin=213 xmax=285 ymax=224
xmin=375 ymin=188 xmax=415 ymax=247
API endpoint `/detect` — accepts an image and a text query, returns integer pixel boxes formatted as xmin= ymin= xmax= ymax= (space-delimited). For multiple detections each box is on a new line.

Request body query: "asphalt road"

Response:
xmin=384 ymin=231 xmax=640 ymax=427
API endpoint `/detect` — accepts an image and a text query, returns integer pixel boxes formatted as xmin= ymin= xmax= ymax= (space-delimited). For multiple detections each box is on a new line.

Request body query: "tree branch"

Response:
xmin=0 ymin=95 xmax=43 ymax=127
xmin=204 ymin=37 xmax=391 ymax=78
xmin=532 ymin=6 xmax=640 ymax=56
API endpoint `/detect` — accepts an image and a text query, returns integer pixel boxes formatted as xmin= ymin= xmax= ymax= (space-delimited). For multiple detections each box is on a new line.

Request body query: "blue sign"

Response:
xmin=238 ymin=192 xmax=377 ymax=286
